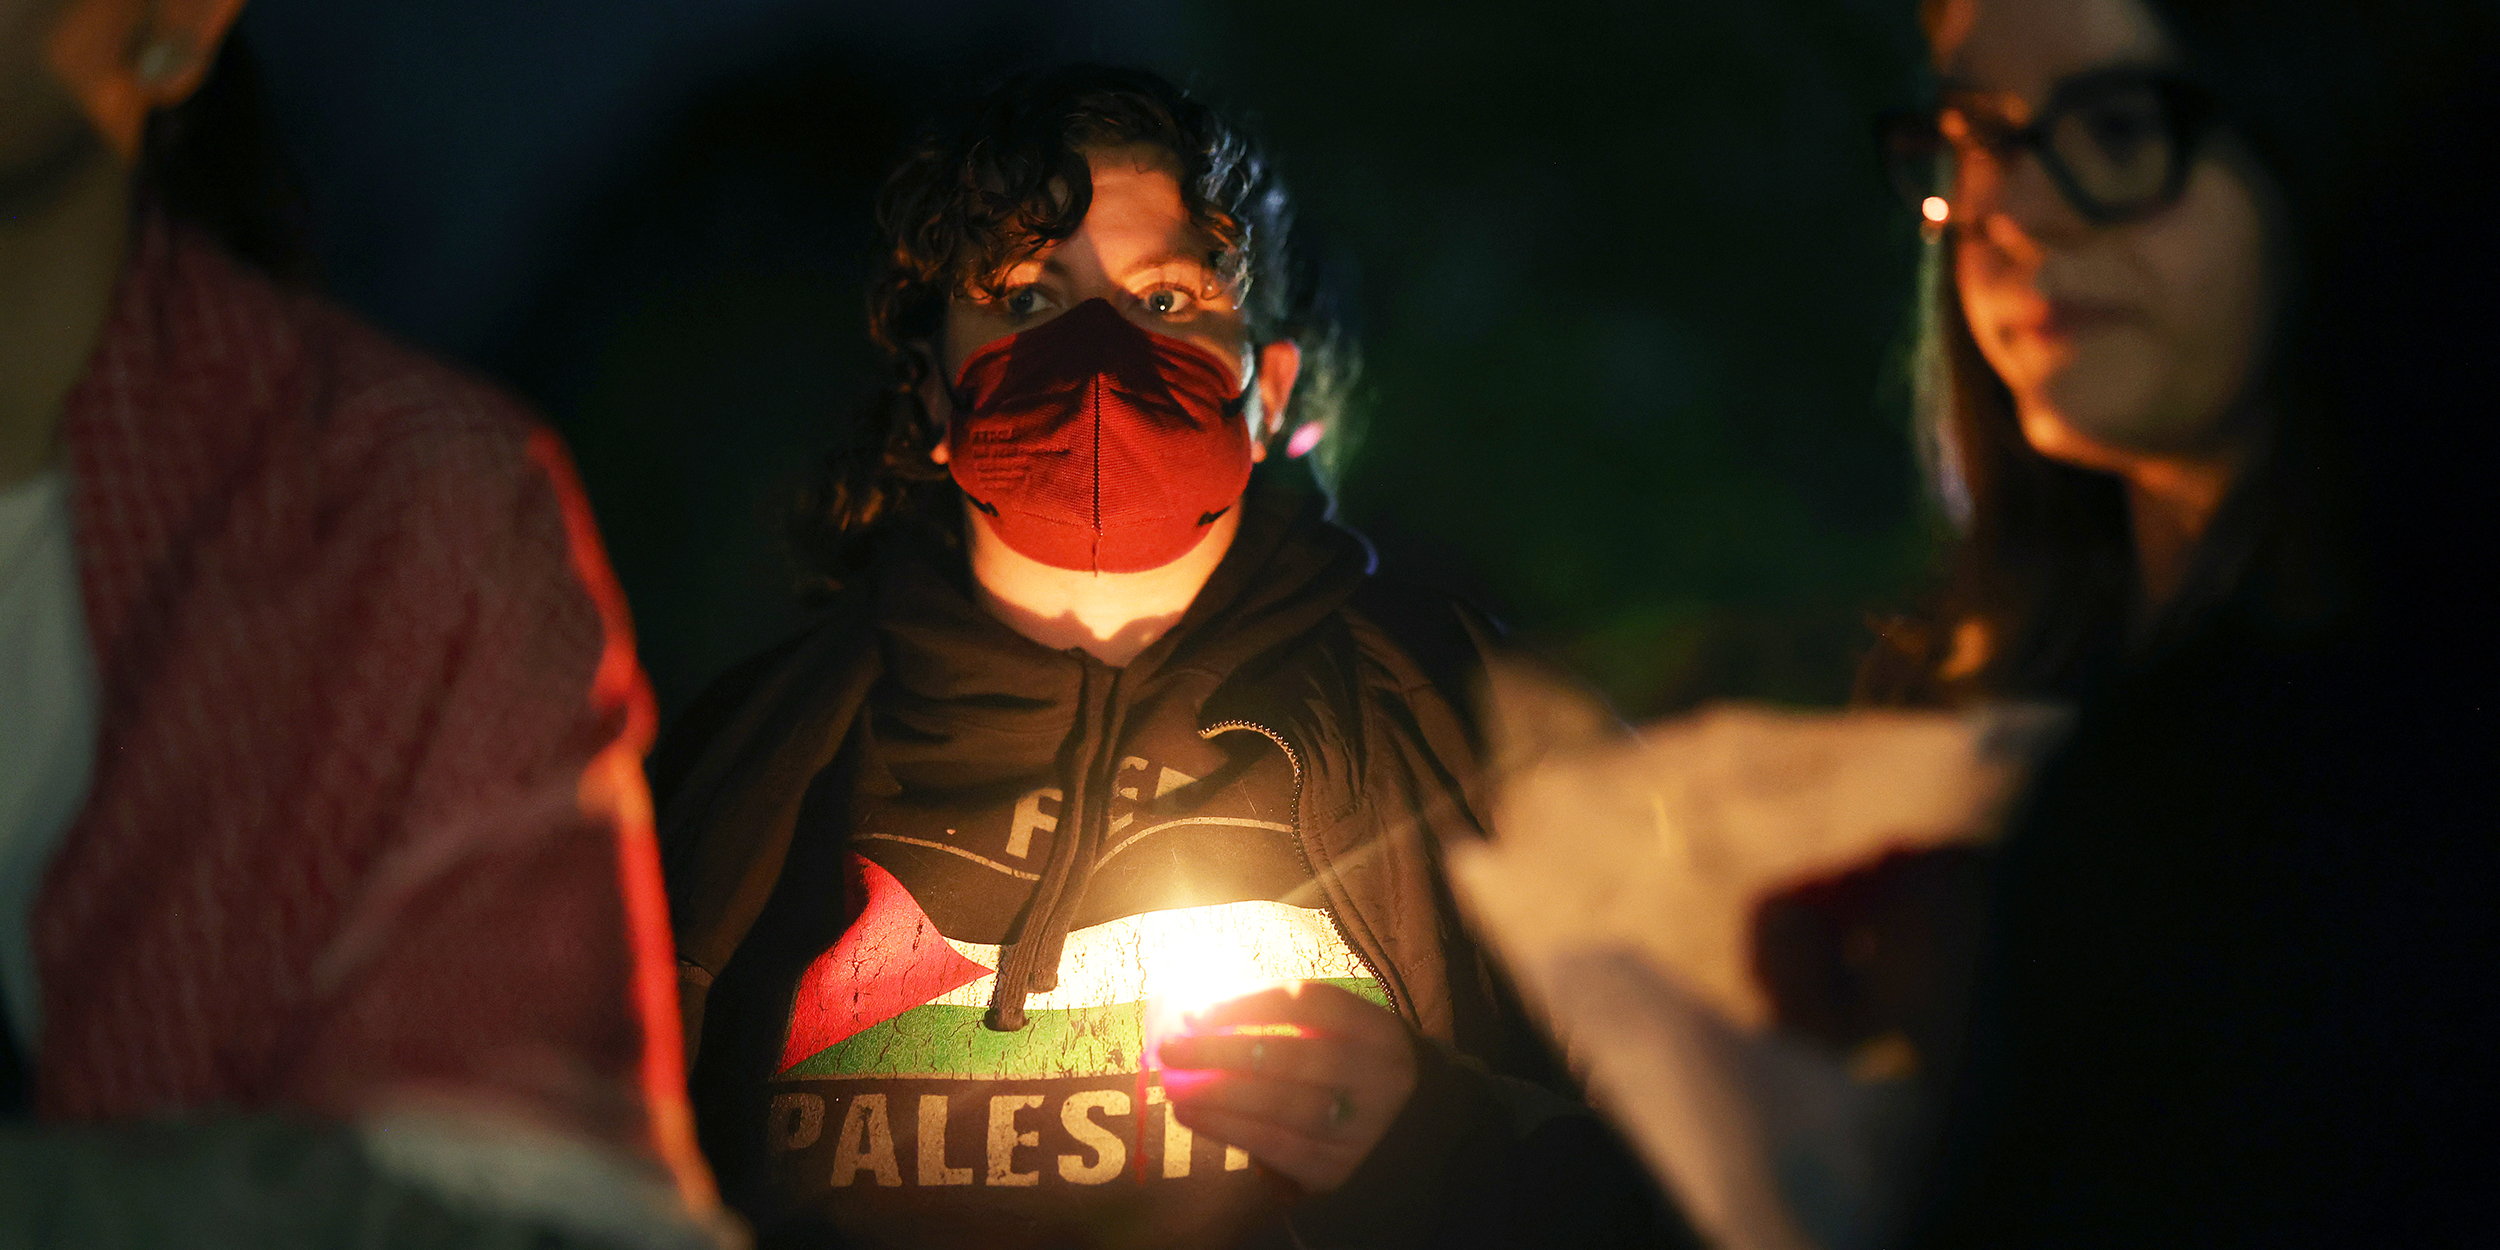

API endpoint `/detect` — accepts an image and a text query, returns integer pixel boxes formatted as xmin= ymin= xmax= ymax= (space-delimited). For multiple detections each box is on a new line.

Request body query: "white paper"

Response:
xmin=1450 ymin=666 xmax=2065 ymax=1250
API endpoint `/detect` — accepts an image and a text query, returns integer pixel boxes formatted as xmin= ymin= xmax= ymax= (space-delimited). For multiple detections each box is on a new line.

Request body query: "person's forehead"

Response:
xmin=1940 ymin=0 xmax=2175 ymax=108
xmin=1071 ymin=144 xmax=1203 ymax=261
xmin=1085 ymin=140 xmax=1185 ymax=184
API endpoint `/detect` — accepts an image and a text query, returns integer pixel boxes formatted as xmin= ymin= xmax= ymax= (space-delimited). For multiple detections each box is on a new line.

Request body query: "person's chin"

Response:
xmin=2015 ymin=387 xmax=2158 ymax=475
xmin=0 ymin=118 xmax=111 ymax=217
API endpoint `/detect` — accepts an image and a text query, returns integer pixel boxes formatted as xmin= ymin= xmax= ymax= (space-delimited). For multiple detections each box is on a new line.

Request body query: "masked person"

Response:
xmin=0 ymin=5 xmax=723 ymax=1245
xmin=652 ymin=65 xmax=1682 ymax=1250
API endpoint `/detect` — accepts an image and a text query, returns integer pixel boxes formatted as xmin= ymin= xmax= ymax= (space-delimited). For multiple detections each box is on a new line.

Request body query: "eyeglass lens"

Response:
xmin=2043 ymin=86 xmax=2177 ymax=211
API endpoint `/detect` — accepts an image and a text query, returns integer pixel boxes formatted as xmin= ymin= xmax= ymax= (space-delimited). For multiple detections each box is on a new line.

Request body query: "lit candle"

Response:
xmin=1135 ymin=929 xmax=1306 ymax=1178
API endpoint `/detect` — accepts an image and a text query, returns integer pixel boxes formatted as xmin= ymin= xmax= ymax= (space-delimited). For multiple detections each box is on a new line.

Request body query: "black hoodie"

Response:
xmin=653 ymin=473 xmax=1689 ymax=1250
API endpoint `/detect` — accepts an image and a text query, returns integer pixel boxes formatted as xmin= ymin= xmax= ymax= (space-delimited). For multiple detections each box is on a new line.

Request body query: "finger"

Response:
xmin=1162 ymin=1073 xmax=1348 ymax=1138
xmin=1168 ymin=1104 xmax=1355 ymax=1193
xmin=1195 ymin=982 xmax=1403 ymax=1039
xmin=1157 ymin=1032 xmax=1361 ymax=1084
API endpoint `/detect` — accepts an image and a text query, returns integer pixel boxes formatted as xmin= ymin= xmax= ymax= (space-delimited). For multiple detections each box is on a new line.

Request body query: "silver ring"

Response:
xmin=1326 ymin=1090 xmax=1355 ymax=1130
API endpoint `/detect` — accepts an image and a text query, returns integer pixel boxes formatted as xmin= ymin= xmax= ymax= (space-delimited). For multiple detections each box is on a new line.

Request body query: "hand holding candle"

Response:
xmin=1155 ymin=982 xmax=1419 ymax=1193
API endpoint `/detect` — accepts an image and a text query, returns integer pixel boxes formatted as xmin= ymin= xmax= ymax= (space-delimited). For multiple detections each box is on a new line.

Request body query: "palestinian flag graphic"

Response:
xmin=777 ymin=854 xmax=1384 ymax=1082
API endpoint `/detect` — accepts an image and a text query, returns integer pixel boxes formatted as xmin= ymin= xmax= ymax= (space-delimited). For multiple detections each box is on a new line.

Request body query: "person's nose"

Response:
xmin=1057 ymin=280 xmax=1161 ymax=336
xmin=1041 ymin=239 xmax=1142 ymax=324
xmin=1069 ymin=281 xmax=1247 ymax=386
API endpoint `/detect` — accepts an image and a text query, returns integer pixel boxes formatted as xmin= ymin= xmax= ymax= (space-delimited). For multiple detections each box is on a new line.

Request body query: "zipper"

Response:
xmin=1199 ymin=719 xmax=1403 ymax=1025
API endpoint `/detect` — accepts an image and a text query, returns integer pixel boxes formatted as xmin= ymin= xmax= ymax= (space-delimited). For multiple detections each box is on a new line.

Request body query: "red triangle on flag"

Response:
xmin=776 ymin=853 xmax=993 ymax=1073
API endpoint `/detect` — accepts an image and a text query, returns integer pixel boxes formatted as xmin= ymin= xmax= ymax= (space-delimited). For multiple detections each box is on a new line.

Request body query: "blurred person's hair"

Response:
xmin=140 ymin=32 xmax=316 ymax=281
xmin=1859 ymin=0 xmax=2496 ymax=706
xmin=789 ymin=64 xmax=1355 ymax=592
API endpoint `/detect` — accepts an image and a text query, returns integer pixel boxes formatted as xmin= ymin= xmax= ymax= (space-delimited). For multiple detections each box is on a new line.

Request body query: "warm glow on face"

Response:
xmin=1922 ymin=195 xmax=1952 ymax=223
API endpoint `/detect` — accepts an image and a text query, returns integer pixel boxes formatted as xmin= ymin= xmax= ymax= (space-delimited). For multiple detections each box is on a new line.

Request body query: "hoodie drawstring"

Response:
xmin=984 ymin=659 xmax=1122 ymax=1031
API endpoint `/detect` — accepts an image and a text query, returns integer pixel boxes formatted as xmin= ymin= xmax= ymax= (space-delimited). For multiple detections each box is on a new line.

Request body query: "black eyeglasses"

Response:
xmin=1881 ymin=68 xmax=2218 ymax=228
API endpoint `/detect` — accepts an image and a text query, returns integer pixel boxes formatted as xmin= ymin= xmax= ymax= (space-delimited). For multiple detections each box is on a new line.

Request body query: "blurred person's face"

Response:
xmin=1 ymin=0 xmax=241 ymax=201
xmin=923 ymin=142 xmax=1299 ymax=469
xmin=0 ymin=0 xmax=97 ymax=193
xmin=1936 ymin=0 xmax=2272 ymax=475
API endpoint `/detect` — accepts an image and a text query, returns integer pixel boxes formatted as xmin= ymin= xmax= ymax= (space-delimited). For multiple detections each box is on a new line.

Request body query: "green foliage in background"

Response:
xmin=477 ymin=1 xmax=1948 ymax=722
xmin=1178 ymin=0 xmax=1942 ymax=714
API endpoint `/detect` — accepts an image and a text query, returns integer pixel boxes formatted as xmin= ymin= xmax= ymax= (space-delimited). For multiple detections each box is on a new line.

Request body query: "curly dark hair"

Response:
xmin=790 ymin=64 xmax=1353 ymax=590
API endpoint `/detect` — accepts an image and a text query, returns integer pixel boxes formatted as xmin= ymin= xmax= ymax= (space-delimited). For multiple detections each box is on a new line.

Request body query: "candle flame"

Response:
xmin=1146 ymin=928 xmax=1265 ymax=1017
xmin=1141 ymin=929 xmax=1290 ymax=1075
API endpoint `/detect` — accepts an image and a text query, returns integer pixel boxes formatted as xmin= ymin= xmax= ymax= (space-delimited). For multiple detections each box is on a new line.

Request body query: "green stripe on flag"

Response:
xmin=782 ymin=978 xmax=1389 ymax=1081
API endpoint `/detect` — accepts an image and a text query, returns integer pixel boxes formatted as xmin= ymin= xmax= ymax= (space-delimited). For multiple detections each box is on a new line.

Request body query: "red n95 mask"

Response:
xmin=947 ymin=298 xmax=1254 ymax=574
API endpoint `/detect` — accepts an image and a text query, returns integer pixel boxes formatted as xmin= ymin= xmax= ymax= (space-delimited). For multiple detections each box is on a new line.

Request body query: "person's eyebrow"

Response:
xmin=1941 ymin=58 xmax=2181 ymax=102
xmin=1135 ymin=251 xmax=1208 ymax=270
xmin=1937 ymin=79 xmax=2033 ymax=121
xmin=1936 ymin=77 xmax=2020 ymax=106
xmin=1023 ymin=250 xmax=1205 ymax=277
xmin=1001 ymin=249 xmax=1215 ymax=291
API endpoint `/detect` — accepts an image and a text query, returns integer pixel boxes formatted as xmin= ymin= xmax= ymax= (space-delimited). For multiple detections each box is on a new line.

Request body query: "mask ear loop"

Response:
xmin=1207 ymin=260 xmax=1271 ymax=432
xmin=1228 ymin=344 xmax=1268 ymax=437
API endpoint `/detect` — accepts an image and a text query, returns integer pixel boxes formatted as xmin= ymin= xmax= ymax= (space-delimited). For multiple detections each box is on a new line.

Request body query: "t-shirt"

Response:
xmin=0 ymin=469 xmax=99 ymax=1066
xmin=710 ymin=624 xmax=1386 ymax=1250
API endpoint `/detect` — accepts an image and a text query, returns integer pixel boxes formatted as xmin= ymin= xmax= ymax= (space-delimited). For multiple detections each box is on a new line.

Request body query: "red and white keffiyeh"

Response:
xmin=32 ymin=210 xmax=702 ymax=1196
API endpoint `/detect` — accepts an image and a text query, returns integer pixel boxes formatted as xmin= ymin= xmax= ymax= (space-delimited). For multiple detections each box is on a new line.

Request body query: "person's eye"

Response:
xmin=1003 ymin=286 xmax=1058 ymax=318
xmin=1143 ymin=287 xmax=1195 ymax=317
xmin=2083 ymin=101 xmax=2161 ymax=159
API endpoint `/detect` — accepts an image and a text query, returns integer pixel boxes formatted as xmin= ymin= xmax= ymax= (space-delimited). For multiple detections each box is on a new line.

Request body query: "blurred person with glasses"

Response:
xmin=1835 ymin=0 xmax=2500 ymax=1245
xmin=1471 ymin=1 xmax=2500 ymax=1247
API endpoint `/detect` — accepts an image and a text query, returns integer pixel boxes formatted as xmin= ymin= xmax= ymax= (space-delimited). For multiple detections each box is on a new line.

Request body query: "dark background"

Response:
xmin=237 ymin=0 xmax=1939 ymax=723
